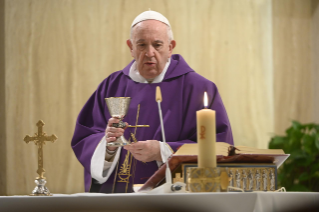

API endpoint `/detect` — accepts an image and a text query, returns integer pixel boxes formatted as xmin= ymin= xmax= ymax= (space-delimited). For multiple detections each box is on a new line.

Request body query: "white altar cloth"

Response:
xmin=0 ymin=192 xmax=318 ymax=212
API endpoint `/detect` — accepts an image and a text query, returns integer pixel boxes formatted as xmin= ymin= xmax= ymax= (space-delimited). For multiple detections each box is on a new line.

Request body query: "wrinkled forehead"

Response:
xmin=131 ymin=20 xmax=169 ymax=41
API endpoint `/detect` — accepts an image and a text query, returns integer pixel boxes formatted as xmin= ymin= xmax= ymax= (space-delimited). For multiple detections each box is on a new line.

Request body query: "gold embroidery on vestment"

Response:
xmin=116 ymin=104 xmax=141 ymax=192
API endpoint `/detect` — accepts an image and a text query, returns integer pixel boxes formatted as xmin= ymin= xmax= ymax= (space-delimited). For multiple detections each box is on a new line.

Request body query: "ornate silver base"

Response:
xmin=30 ymin=178 xmax=52 ymax=196
xmin=106 ymin=135 xmax=130 ymax=147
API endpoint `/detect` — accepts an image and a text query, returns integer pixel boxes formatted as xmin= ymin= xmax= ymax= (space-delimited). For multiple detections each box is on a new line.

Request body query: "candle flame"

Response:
xmin=204 ymin=92 xmax=208 ymax=108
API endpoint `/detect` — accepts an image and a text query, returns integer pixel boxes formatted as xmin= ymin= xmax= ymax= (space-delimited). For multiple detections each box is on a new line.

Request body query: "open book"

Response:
xmin=174 ymin=142 xmax=285 ymax=156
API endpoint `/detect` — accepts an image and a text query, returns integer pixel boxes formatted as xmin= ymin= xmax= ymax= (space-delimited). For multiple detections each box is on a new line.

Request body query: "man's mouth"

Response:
xmin=144 ymin=62 xmax=156 ymax=66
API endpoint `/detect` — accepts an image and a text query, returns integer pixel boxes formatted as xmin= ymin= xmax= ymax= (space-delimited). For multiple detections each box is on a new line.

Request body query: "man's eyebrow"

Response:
xmin=136 ymin=39 xmax=145 ymax=43
xmin=135 ymin=39 xmax=164 ymax=44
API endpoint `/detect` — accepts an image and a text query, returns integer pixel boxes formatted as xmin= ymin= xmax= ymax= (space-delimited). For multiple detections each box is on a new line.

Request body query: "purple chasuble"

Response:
xmin=71 ymin=54 xmax=233 ymax=193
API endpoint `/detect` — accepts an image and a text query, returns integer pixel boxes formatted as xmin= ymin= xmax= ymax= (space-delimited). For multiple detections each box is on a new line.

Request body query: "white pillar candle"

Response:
xmin=197 ymin=92 xmax=216 ymax=168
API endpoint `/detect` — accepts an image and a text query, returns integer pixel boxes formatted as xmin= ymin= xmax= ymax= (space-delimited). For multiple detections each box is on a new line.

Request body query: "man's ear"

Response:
xmin=168 ymin=40 xmax=176 ymax=57
xmin=126 ymin=39 xmax=134 ymax=57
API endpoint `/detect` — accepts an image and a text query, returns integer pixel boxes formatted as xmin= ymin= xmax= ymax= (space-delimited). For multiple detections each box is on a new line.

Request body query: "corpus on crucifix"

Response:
xmin=24 ymin=120 xmax=57 ymax=196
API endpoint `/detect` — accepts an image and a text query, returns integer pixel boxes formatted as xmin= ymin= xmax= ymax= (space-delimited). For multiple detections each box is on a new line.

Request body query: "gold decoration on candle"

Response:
xmin=24 ymin=120 xmax=57 ymax=196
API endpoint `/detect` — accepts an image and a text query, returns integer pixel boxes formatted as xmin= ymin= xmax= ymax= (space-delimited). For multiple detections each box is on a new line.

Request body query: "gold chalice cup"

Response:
xmin=105 ymin=97 xmax=131 ymax=147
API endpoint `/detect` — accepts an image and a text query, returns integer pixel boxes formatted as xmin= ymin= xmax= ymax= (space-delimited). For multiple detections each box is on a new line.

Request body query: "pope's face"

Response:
xmin=127 ymin=20 xmax=176 ymax=80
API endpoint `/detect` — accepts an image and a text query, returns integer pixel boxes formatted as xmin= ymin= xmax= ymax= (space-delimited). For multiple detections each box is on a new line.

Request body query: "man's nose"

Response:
xmin=145 ymin=45 xmax=155 ymax=57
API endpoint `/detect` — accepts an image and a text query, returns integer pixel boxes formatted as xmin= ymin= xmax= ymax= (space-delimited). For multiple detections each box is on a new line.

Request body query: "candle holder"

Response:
xmin=187 ymin=167 xmax=221 ymax=192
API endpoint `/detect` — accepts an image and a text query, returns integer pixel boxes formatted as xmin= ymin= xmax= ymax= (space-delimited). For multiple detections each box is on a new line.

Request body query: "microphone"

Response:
xmin=156 ymin=86 xmax=172 ymax=184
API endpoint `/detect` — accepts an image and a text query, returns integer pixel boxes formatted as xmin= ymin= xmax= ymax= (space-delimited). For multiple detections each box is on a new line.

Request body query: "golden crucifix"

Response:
xmin=24 ymin=120 xmax=57 ymax=179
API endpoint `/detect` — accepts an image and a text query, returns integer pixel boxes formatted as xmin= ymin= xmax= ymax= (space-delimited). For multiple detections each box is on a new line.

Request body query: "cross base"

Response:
xmin=29 ymin=178 xmax=52 ymax=196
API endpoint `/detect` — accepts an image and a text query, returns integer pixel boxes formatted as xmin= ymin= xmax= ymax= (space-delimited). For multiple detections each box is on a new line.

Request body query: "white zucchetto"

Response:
xmin=131 ymin=10 xmax=171 ymax=28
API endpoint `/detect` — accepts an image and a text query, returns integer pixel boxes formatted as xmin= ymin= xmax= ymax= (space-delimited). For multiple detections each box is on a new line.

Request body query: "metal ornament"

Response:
xmin=105 ymin=97 xmax=149 ymax=147
xmin=24 ymin=120 xmax=57 ymax=196
xmin=227 ymin=168 xmax=276 ymax=191
xmin=31 ymin=178 xmax=50 ymax=196
xmin=187 ymin=167 xmax=221 ymax=192
xmin=105 ymin=97 xmax=132 ymax=146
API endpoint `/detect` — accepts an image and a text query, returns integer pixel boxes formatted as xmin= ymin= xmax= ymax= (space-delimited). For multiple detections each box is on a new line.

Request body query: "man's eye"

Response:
xmin=154 ymin=44 xmax=162 ymax=48
xmin=138 ymin=44 xmax=145 ymax=47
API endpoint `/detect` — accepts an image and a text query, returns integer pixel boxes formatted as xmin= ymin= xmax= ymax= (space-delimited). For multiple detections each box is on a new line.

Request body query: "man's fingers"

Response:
xmin=124 ymin=142 xmax=152 ymax=162
xmin=106 ymin=136 xmax=117 ymax=143
xmin=130 ymin=152 xmax=146 ymax=162
xmin=130 ymin=148 xmax=143 ymax=154
xmin=124 ymin=142 xmax=144 ymax=151
xmin=107 ymin=117 xmax=120 ymax=127
xmin=129 ymin=141 xmax=145 ymax=148
xmin=124 ymin=140 xmax=161 ymax=162
xmin=106 ymin=131 xmax=123 ymax=138
xmin=105 ymin=127 xmax=124 ymax=135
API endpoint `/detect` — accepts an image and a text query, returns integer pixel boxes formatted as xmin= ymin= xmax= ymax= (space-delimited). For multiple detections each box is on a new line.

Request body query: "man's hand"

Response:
xmin=105 ymin=118 xmax=127 ymax=151
xmin=124 ymin=140 xmax=162 ymax=162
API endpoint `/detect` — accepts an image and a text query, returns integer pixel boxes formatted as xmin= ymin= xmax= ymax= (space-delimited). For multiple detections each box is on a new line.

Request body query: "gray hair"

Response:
xmin=130 ymin=23 xmax=174 ymax=42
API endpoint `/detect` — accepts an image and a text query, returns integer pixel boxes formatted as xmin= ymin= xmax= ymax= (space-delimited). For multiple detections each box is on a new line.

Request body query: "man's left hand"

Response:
xmin=124 ymin=140 xmax=162 ymax=162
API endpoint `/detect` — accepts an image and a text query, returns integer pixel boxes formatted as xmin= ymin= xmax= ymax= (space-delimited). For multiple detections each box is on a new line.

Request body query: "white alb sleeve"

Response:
xmin=156 ymin=141 xmax=174 ymax=167
xmin=90 ymin=136 xmax=121 ymax=184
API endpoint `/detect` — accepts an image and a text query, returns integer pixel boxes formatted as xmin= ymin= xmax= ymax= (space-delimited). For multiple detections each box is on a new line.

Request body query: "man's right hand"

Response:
xmin=105 ymin=118 xmax=126 ymax=151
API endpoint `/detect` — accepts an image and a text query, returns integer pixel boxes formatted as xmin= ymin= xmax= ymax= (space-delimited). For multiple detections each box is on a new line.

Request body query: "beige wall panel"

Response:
xmin=273 ymin=0 xmax=314 ymax=135
xmin=313 ymin=0 xmax=319 ymax=122
xmin=191 ymin=0 xmax=274 ymax=149
xmin=5 ymin=0 xmax=81 ymax=195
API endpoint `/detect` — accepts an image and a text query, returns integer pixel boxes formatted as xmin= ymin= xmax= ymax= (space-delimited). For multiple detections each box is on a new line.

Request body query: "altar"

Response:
xmin=1 ymin=192 xmax=318 ymax=212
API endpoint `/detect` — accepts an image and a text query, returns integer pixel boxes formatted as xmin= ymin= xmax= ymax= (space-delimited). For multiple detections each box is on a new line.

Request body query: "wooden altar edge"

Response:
xmin=138 ymin=154 xmax=289 ymax=193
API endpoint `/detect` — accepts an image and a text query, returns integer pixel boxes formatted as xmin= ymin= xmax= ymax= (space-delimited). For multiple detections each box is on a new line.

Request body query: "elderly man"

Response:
xmin=71 ymin=11 xmax=233 ymax=193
